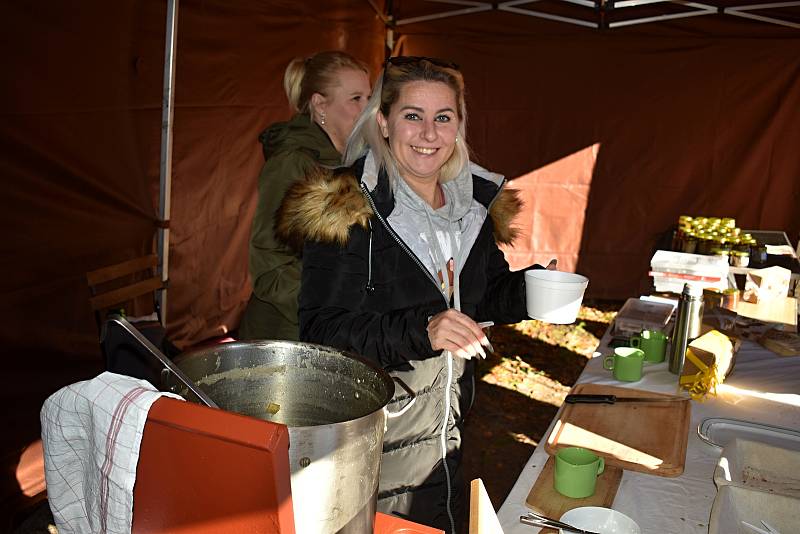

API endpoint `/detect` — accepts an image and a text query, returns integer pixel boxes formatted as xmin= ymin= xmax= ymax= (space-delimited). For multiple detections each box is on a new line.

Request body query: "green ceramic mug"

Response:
xmin=630 ymin=330 xmax=668 ymax=363
xmin=603 ymin=347 xmax=645 ymax=382
xmin=553 ymin=447 xmax=605 ymax=498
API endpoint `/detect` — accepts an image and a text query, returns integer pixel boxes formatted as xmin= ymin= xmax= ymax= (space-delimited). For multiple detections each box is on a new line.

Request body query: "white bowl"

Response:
xmin=559 ymin=507 xmax=640 ymax=534
xmin=525 ymin=270 xmax=589 ymax=324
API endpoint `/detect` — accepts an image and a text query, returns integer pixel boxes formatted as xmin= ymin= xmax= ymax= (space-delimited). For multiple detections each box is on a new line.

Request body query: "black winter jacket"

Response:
xmin=276 ymin=156 xmax=531 ymax=532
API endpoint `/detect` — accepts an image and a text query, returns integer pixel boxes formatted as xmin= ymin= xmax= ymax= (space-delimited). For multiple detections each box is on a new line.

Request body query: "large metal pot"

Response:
xmin=167 ymin=341 xmax=397 ymax=534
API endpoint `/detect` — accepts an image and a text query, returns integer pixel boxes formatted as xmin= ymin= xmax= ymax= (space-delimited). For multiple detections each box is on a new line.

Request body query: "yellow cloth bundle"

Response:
xmin=679 ymin=329 xmax=738 ymax=400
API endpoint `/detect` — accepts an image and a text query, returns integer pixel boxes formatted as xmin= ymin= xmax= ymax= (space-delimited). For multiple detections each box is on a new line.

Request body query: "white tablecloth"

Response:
xmin=497 ymin=330 xmax=800 ymax=534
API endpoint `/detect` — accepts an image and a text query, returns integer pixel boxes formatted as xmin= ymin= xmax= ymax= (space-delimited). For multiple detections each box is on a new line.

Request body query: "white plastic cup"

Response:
xmin=525 ymin=270 xmax=589 ymax=324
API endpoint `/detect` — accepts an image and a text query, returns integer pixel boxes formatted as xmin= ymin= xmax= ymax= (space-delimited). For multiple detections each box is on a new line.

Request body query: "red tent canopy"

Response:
xmin=1 ymin=0 xmax=799 ymax=523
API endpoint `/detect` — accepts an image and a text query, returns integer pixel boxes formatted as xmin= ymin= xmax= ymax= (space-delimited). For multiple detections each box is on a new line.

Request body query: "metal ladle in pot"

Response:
xmin=102 ymin=316 xmax=219 ymax=409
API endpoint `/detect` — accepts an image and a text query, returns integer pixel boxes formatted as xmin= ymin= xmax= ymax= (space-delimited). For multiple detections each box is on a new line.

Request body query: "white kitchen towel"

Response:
xmin=40 ymin=371 xmax=184 ymax=534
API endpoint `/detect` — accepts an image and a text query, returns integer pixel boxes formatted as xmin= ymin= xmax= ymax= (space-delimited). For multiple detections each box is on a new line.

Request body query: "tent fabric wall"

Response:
xmin=2 ymin=0 xmax=800 ymax=525
xmin=162 ymin=2 xmax=384 ymax=348
xmin=1 ymin=0 xmax=384 ymax=355
xmin=0 ymin=0 xmax=383 ymax=525
xmin=393 ymin=13 xmax=800 ymax=296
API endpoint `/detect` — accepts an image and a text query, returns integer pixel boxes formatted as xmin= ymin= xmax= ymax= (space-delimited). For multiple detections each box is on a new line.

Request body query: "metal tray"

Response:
xmin=709 ymin=485 xmax=800 ymax=534
xmin=697 ymin=417 xmax=800 ymax=451
xmin=714 ymin=438 xmax=800 ymax=498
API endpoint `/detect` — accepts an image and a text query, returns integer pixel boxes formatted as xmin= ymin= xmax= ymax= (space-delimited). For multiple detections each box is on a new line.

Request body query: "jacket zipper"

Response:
xmin=360 ymin=183 xmax=448 ymax=307
xmin=487 ymin=177 xmax=508 ymax=211
xmin=361 ymin=178 xmax=503 ymax=534
xmin=360 ymin=177 xmax=506 ymax=296
xmin=362 ymin=182 xmax=454 ymax=532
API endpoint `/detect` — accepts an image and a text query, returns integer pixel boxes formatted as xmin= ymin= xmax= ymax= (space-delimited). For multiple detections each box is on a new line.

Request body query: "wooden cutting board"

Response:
xmin=470 ymin=478 xmax=503 ymax=534
xmin=525 ymin=456 xmax=623 ymax=533
xmin=737 ymin=295 xmax=798 ymax=333
xmin=544 ymin=383 xmax=691 ymax=477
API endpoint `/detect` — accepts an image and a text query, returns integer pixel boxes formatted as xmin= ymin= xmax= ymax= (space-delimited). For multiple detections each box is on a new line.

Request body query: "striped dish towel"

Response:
xmin=40 ymin=372 xmax=183 ymax=534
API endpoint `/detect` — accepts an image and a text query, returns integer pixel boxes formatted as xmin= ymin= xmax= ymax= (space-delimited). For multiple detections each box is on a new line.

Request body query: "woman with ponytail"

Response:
xmin=239 ymin=51 xmax=370 ymax=340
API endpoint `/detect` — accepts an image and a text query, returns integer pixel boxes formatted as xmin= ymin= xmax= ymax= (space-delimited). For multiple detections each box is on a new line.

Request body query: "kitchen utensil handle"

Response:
xmin=565 ymin=394 xmax=617 ymax=404
xmin=386 ymin=376 xmax=417 ymax=418
xmin=103 ymin=316 xmax=219 ymax=409
xmin=521 ymin=514 xmax=600 ymax=534
xmin=741 ymin=521 xmax=771 ymax=534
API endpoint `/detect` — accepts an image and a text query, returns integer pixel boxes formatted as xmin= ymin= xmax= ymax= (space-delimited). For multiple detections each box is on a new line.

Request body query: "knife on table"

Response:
xmin=565 ymin=393 xmax=687 ymax=404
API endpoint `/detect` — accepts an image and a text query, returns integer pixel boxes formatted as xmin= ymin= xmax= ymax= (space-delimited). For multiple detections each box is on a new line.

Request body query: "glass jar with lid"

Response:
xmin=721 ymin=288 xmax=740 ymax=311
xmin=711 ymin=247 xmax=730 ymax=264
xmin=735 ymin=240 xmax=750 ymax=254
xmin=681 ymin=233 xmax=698 ymax=254
xmin=731 ymin=250 xmax=750 ymax=267
xmin=751 ymin=242 xmax=768 ymax=267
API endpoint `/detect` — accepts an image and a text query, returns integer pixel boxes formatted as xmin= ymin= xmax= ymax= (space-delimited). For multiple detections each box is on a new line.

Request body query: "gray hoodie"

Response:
xmin=360 ymin=151 xmax=504 ymax=307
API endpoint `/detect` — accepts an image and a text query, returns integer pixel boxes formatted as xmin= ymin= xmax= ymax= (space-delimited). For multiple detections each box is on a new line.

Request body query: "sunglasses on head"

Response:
xmin=385 ymin=55 xmax=460 ymax=70
xmin=381 ymin=56 xmax=460 ymax=90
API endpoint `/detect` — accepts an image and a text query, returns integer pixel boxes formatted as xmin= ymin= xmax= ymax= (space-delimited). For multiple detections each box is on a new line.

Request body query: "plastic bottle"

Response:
xmin=668 ymin=283 xmax=704 ymax=375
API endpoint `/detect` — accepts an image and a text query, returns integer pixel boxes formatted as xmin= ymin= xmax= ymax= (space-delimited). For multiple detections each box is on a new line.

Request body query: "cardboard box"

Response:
xmin=743 ymin=266 xmax=792 ymax=304
xmin=736 ymin=296 xmax=798 ymax=333
xmin=680 ymin=329 xmax=740 ymax=398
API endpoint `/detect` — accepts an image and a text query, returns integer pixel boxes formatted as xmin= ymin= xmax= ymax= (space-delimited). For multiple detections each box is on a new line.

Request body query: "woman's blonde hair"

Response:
xmin=344 ymin=57 xmax=470 ymax=187
xmin=283 ymin=51 xmax=369 ymax=114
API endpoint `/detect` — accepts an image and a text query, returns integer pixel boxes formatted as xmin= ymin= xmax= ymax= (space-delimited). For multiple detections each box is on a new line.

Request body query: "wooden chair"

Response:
xmin=86 ymin=254 xmax=164 ymax=329
xmin=87 ymin=254 xmax=174 ymax=383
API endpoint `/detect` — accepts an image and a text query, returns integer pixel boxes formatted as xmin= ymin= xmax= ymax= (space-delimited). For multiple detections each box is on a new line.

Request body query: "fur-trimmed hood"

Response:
xmin=275 ymin=165 xmax=522 ymax=254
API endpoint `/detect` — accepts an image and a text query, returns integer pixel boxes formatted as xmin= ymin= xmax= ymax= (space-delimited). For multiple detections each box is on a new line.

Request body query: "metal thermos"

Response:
xmin=668 ymin=283 xmax=704 ymax=375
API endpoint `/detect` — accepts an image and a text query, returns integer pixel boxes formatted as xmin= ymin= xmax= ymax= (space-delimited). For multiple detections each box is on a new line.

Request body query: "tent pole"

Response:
xmin=157 ymin=0 xmax=179 ymax=328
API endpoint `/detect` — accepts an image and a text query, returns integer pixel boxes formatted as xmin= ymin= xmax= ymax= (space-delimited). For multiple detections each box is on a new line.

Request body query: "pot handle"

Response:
xmin=385 ymin=376 xmax=417 ymax=418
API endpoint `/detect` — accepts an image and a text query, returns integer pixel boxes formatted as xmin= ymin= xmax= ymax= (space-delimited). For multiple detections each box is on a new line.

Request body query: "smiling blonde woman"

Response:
xmin=275 ymin=57 xmax=545 ymax=533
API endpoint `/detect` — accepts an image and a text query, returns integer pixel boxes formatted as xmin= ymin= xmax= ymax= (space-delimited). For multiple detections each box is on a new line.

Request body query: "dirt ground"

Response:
xmin=461 ymin=300 xmax=621 ymax=510
xmin=13 ymin=300 xmax=621 ymax=533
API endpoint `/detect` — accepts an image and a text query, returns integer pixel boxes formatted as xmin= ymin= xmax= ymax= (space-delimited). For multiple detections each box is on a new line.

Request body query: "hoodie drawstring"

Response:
xmin=423 ymin=208 xmax=462 ymax=534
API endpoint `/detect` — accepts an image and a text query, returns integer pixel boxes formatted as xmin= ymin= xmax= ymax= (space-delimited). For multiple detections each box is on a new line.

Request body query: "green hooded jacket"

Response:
xmin=238 ymin=113 xmax=341 ymax=340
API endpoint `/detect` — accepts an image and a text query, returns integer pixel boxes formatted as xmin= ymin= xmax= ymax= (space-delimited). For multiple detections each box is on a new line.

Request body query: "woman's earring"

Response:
xmin=455 ymin=136 xmax=459 ymax=143
xmin=320 ymin=111 xmax=326 ymax=126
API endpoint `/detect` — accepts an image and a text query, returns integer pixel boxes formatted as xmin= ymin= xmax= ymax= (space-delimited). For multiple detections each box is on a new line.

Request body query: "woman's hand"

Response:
xmin=427 ymin=309 xmax=491 ymax=360
xmin=547 ymin=258 xmax=558 ymax=270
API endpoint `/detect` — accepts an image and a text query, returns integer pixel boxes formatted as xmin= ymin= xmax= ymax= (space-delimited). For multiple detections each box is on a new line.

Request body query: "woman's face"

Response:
xmin=377 ymin=80 xmax=459 ymax=185
xmin=315 ymin=67 xmax=371 ymax=152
